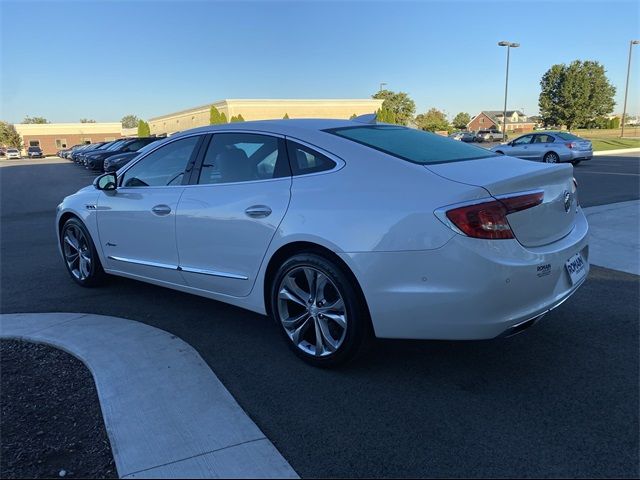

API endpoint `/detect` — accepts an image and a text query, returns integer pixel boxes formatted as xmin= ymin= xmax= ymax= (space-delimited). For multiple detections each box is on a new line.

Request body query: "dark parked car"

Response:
xmin=70 ymin=143 xmax=100 ymax=162
xmin=76 ymin=141 xmax=122 ymax=166
xmin=27 ymin=146 xmax=44 ymax=158
xmin=85 ymin=137 xmax=163 ymax=171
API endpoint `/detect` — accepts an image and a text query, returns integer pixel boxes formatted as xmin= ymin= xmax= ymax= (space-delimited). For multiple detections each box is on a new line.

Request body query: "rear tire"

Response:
xmin=570 ymin=160 xmax=581 ymax=166
xmin=495 ymin=150 xmax=504 ymax=155
xmin=60 ymin=218 xmax=106 ymax=287
xmin=270 ymin=253 xmax=371 ymax=367
xmin=544 ymin=151 xmax=560 ymax=163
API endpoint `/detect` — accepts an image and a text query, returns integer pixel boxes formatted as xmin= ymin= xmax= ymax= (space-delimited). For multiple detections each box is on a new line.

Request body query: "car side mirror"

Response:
xmin=94 ymin=172 xmax=117 ymax=191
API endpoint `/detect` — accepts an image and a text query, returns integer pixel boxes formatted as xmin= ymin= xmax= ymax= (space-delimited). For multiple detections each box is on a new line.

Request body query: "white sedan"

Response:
xmin=56 ymin=118 xmax=589 ymax=366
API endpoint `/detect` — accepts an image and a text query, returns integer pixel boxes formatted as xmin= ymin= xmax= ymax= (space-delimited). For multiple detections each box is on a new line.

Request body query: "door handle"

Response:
xmin=151 ymin=204 xmax=172 ymax=216
xmin=245 ymin=205 xmax=272 ymax=218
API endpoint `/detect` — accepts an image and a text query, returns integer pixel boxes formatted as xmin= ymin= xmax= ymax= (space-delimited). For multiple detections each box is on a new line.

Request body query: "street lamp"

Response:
xmin=498 ymin=41 xmax=520 ymax=137
xmin=379 ymin=82 xmax=387 ymax=93
xmin=621 ymin=40 xmax=640 ymax=138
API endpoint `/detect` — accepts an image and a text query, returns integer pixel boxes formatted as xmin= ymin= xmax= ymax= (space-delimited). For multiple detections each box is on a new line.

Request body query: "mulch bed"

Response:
xmin=1 ymin=340 xmax=117 ymax=479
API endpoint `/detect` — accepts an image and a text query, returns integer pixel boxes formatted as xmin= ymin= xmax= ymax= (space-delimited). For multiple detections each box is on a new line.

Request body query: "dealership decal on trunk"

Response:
xmin=537 ymin=263 xmax=552 ymax=277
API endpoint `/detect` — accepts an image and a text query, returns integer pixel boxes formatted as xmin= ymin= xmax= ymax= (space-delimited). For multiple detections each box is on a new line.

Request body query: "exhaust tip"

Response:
xmin=498 ymin=313 xmax=546 ymax=339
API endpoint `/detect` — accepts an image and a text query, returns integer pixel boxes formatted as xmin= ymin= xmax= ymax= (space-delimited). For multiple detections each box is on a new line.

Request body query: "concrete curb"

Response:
xmin=0 ymin=313 xmax=298 ymax=479
xmin=593 ymin=147 xmax=640 ymax=156
xmin=583 ymin=200 xmax=639 ymax=276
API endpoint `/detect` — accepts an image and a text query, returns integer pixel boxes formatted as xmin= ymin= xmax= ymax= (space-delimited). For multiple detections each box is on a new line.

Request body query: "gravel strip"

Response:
xmin=1 ymin=340 xmax=116 ymax=479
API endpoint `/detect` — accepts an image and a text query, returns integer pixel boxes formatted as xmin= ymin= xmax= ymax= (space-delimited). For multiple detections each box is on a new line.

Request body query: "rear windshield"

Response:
xmin=326 ymin=125 xmax=496 ymax=164
xmin=555 ymin=132 xmax=581 ymax=141
xmin=28 ymin=146 xmax=40 ymax=151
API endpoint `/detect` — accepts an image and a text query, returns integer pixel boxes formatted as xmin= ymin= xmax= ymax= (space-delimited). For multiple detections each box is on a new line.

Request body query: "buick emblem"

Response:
xmin=563 ymin=190 xmax=571 ymax=213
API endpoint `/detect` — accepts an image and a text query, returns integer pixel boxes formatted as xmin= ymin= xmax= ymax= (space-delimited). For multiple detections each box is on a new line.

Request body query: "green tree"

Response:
xmin=210 ymin=106 xmax=223 ymax=125
xmin=80 ymin=118 xmax=96 ymax=123
xmin=609 ymin=117 xmax=621 ymax=129
xmin=22 ymin=116 xmax=49 ymax=124
xmin=220 ymin=112 xmax=228 ymax=124
xmin=376 ymin=107 xmax=396 ymax=124
xmin=283 ymin=113 xmax=290 ymax=119
xmin=452 ymin=112 xmax=471 ymax=130
xmin=349 ymin=113 xmax=357 ymax=120
xmin=539 ymin=60 xmax=616 ymax=130
xmin=415 ymin=108 xmax=450 ymax=132
xmin=0 ymin=121 xmax=23 ymax=148
xmin=372 ymin=89 xmax=416 ymax=125
xmin=121 ymin=115 xmax=139 ymax=128
xmin=230 ymin=115 xmax=245 ymax=122
xmin=137 ymin=120 xmax=151 ymax=137
xmin=236 ymin=114 xmax=245 ymax=122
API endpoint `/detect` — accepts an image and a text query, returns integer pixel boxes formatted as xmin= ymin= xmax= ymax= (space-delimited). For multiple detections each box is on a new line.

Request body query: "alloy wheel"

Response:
xmin=277 ymin=266 xmax=347 ymax=357
xmin=545 ymin=152 xmax=559 ymax=163
xmin=63 ymin=225 xmax=92 ymax=281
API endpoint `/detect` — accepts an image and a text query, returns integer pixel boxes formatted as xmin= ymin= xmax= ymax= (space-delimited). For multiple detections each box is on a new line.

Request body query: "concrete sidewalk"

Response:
xmin=0 ymin=313 xmax=298 ymax=479
xmin=583 ymin=200 xmax=639 ymax=275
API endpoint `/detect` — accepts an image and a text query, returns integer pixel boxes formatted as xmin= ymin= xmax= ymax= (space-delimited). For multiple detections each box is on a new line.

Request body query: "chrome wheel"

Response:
xmin=544 ymin=152 xmax=559 ymax=163
xmin=277 ymin=266 xmax=347 ymax=357
xmin=63 ymin=225 xmax=92 ymax=281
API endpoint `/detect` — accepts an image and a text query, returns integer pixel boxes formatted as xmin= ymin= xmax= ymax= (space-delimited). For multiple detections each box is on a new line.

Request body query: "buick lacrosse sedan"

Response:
xmin=56 ymin=118 xmax=589 ymax=366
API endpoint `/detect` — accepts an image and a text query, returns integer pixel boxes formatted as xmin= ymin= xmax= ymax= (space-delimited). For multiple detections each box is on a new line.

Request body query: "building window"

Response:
xmin=55 ymin=139 xmax=67 ymax=149
xmin=479 ymin=118 xmax=484 ymax=124
xmin=104 ymin=137 xmax=116 ymax=142
xmin=29 ymin=140 xmax=40 ymax=147
xmin=81 ymin=138 xmax=91 ymax=144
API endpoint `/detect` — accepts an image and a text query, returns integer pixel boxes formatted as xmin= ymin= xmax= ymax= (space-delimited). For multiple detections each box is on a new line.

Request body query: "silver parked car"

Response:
xmin=449 ymin=131 xmax=476 ymax=142
xmin=490 ymin=132 xmax=593 ymax=165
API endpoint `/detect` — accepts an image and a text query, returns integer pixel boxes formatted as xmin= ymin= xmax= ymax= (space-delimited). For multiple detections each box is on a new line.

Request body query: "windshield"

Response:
xmin=106 ymin=140 xmax=126 ymax=151
xmin=326 ymin=125 xmax=497 ymax=165
xmin=28 ymin=146 xmax=41 ymax=151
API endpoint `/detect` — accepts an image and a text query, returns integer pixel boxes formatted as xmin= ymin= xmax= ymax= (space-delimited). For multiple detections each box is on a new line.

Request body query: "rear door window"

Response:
xmin=286 ymin=141 xmax=336 ymax=175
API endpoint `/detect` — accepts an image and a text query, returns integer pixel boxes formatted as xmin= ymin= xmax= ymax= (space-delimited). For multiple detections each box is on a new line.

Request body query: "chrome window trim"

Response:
xmin=284 ymin=136 xmax=346 ymax=178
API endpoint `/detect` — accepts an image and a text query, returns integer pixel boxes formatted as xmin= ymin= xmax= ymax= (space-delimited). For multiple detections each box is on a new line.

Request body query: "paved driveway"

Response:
xmin=1 ymin=157 xmax=637 ymax=478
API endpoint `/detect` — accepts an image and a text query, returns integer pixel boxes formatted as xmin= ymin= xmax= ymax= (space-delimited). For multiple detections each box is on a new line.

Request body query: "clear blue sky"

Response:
xmin=1 ymin=0 xmax=639 ymax=123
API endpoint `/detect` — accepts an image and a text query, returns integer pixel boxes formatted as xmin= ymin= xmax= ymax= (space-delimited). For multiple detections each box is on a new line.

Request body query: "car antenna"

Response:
xmin=351 ymin=113 xmax=378 ymax=124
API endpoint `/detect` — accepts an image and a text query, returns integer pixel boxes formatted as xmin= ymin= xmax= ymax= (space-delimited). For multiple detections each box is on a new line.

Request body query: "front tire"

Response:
xmin=61 ymin=218 xmax=105 ymax=287
xmin=270 ymin=253 xmax=370 ymax=367
xmin=570 ymin=160 xmax=581 ymax=166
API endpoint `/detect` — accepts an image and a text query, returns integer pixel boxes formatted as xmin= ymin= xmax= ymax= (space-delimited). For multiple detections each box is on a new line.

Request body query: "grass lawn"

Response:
xmin=589 ymin=137 xmax=640 ymax=151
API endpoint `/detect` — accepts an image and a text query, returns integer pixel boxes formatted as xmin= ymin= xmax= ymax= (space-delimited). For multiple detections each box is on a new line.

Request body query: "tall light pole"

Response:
xmin=621 ymin=40 xmax=640 ymax=138
xmin=498 ymin=41 xmax=519 ymax=137
xmin=379 ymin=82 xmax=387 ymax=93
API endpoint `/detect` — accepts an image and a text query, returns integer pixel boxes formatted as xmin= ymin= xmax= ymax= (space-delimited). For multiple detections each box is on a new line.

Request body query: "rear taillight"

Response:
xmin=573 ymin=177 xmax=579 ymax=207
xmin=566 ymin=142 xmax=575 ymax=149
xmin=444 ymin=192 xmax=544 ymax=240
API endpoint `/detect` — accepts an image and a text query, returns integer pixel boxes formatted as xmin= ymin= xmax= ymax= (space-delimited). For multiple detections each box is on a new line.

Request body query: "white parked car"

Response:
xmin=6 ymin=148 xmax=21 ymax=159
xmin=56 ymin=119 xmax=589 ymax=366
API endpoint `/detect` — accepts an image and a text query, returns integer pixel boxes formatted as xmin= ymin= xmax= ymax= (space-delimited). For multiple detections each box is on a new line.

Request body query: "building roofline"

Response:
xmin=148 ymin=98 xmax=383 ymax=122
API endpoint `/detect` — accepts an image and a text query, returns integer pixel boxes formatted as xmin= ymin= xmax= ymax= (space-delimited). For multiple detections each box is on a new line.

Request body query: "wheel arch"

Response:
xmin=263 ymin=241 xmax=371 ymax=324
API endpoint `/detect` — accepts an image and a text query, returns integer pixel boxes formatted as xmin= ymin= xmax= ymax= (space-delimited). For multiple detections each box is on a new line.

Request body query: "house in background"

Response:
xmin=467 ymin=110 xmax=536 ymax=133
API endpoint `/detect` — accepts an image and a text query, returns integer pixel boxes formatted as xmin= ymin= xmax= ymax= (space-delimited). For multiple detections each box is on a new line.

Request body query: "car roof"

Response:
xmin=171 ymin=118 xmax=369 ymax=139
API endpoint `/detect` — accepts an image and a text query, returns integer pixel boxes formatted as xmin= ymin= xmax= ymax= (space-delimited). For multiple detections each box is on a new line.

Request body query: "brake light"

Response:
xmin=572 ymin=177 xmax=579 ymax=207
xmin=445 ymin=192 xmax=544 ymax=240
xmin=566 ymin=142 xmax=575 ymax=149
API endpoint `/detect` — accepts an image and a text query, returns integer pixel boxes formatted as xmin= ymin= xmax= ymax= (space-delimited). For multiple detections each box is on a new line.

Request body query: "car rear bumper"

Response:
xmin=340 ymin=208 xmax=589 ymax=340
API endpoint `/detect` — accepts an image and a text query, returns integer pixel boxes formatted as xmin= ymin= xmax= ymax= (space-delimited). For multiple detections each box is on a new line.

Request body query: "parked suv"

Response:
xmin=27 ymin=146 xmax=44 ymax=158
xmin=476 ymin=129 xmax=506 ymax=143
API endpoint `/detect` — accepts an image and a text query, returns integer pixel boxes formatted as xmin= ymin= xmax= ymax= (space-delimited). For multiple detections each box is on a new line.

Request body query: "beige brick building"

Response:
xmin=14 ymin=123 xmax=123 ymax=155
xmin=149 ymin=99 xmax=384 ymax=136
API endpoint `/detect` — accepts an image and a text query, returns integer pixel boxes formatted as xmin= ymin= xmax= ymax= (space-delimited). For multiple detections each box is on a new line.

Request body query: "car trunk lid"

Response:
xmin=427 ymin=156 xmax=577 ymax=247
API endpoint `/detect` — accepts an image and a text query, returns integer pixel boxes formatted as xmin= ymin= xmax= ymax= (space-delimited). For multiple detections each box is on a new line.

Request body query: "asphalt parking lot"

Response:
xmin=1 ymin=154 xmax=638 ymax=478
